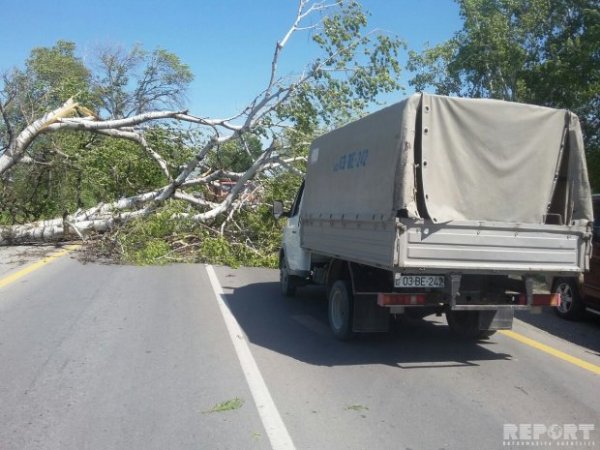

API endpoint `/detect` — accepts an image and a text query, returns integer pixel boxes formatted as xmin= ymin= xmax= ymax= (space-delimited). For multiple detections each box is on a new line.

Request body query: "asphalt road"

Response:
xmin=0 ymin=245 xmax=598 ymax=450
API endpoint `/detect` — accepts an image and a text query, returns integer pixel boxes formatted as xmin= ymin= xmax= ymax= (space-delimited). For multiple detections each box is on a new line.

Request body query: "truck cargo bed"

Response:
xmin=301 ymin=217 xmax=590 ymax=275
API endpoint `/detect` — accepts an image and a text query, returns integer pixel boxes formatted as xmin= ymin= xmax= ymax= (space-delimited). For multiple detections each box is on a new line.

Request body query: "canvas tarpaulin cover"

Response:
xmin=303 ymin=93 xmax=592 ymax=226
xmin=418 ymin=94 xmax=592 ymax=225
xmin=303 ymin=96 xmax=420 ymax=222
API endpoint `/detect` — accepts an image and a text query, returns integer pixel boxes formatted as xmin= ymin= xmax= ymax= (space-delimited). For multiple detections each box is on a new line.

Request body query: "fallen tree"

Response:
xmin=0 ymin=0 xmax=403 ymax=246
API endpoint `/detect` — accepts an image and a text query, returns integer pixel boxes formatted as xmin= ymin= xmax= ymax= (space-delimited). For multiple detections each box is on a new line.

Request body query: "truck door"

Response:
xmin=283 ymin=181 xmax=310 ymax=273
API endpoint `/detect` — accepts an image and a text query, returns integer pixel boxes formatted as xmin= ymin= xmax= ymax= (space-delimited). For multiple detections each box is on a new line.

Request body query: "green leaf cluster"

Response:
xmin=94 ymin=44 xmax=193 ymax=118
xmin=277 ymin=1 xmax=405 ymax=134
xmin=206 ymin=135 xmax=263 ymax=173
xmin=110 ymin=198 xmax=285 ymax=267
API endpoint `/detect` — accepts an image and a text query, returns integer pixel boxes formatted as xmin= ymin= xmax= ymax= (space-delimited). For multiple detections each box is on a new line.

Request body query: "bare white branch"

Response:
xmin=173 ymin=191 xmax=219 ymax=209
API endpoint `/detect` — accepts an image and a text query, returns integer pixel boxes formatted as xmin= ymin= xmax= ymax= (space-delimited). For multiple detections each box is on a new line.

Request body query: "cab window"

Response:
xmin=290 ymin=180 xmax=305 ymax=217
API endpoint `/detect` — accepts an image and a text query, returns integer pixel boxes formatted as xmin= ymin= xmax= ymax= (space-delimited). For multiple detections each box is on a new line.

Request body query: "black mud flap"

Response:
xmin=352 ymin=293 xmax=390 ymax=332
xmin=478 ymin=308 xmax=514 ymax=331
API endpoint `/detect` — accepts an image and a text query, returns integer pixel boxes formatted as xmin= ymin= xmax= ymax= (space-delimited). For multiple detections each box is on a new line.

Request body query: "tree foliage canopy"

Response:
xmin=94 ymin=45 xmax=194 ymax=118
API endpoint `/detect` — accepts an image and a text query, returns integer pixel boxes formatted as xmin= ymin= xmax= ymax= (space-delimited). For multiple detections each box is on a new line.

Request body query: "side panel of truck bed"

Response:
xmin=301 ymin=219 xmax=396 ymax=269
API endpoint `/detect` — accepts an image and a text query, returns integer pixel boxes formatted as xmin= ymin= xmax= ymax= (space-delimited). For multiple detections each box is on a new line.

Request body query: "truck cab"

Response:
xmin=274 ymin=181 xmax=310 ymax=296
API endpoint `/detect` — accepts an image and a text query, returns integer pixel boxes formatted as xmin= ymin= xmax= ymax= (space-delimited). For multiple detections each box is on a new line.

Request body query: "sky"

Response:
xmin=0 ymin=0 xmax=461 ymax=119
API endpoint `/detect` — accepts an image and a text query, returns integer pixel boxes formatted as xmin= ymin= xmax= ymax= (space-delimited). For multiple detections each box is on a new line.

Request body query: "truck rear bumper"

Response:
xmin=376 ymin=292 xmax=559 ymax=309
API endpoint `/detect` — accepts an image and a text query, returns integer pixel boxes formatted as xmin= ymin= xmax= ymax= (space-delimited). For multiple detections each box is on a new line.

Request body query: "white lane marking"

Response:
xmin=205 ymin=265 xmax=295 ymax=450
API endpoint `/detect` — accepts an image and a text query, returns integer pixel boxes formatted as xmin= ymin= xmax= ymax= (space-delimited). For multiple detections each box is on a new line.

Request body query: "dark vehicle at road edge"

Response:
xmin=553 ymin=194 xmax=600 ymax=320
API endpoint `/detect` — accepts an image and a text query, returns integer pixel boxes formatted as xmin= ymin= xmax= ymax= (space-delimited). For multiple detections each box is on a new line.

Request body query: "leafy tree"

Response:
xmin=0 ymin=41 xmax=196 ymax=225
xmin=22 ymin=40 xmax=94 ymax=113
xmin=94 ymin=45 xmax=193 ymax=118
xmin=0 ymin=41 xmax=94 ymax=222
xmin=520 ymin=2 xmax=600 ymax=152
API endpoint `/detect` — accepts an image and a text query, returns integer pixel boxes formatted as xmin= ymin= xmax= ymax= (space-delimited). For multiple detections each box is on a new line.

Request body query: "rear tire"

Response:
xmin=279 ymin=255 xmax=298 ymax=297
xmin=553 ymin=278 xmax=585 ymax=320
xmin=477 ymin=330 xmax=497 ymax=339
xmin=328 ymin=280 xmax=355 ymax=340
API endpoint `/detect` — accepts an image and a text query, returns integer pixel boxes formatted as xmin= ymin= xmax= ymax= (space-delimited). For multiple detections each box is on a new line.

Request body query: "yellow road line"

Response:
xmin=500 ymin=329 xmax=600 ymax=376
xmin=0 ymin=245 xmax=79 ymax=289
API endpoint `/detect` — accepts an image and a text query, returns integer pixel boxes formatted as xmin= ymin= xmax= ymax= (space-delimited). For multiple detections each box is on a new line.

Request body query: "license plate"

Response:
xmin=394 ymin=274 xmax=445 ymax=288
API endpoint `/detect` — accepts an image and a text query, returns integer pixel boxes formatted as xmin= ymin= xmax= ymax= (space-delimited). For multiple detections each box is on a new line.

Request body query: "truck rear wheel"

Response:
xmin=328 ymin=280 xmax=355 ymax=340
xmin=446 ymin=310 xmax=496 ymax=339
xmin=279 ymin=255 xmax=298 ymax=297
xmin=553 ymin=278 xmax=585 ymax=320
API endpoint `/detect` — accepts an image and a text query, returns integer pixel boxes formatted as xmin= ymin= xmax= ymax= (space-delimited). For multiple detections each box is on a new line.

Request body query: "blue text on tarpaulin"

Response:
xmin=333 ymin=149 xmax=369 ymax=172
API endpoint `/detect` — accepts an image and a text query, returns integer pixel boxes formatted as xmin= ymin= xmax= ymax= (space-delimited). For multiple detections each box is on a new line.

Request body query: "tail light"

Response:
xmin=518 ymin=293 xmax=560 ymax=306
xmin=377 ymin=293 xmax=426 ymax=306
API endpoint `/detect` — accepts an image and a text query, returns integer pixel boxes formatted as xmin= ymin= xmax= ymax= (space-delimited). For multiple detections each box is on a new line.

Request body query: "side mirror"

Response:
xmin=272 ymin=200 xmax=288 ymax=219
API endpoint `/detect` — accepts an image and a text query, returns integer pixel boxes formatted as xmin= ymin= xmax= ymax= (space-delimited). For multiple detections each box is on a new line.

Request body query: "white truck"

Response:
xmin=273 ymin=93 xmax=593 ymax=339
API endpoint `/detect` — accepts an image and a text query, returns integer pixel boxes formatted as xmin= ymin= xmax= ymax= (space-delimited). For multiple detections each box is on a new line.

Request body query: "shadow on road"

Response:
xmin=515 ymin=309 xmax=600 ymax=357
xmin=223 ymin=281 xmax=511 ymax=369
